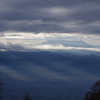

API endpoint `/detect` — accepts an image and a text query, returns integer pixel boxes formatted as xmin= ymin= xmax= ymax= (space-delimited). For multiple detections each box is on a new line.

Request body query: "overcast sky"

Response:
xmin=0 ymin=0 xmax=100 ymax=52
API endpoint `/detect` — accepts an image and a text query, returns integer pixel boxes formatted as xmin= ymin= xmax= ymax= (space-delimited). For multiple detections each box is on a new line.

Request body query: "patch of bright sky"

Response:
xmin=41 ymin=7 xmax=69 ymax=16
xmin=0 ymin=32 xmax=100 ymax=52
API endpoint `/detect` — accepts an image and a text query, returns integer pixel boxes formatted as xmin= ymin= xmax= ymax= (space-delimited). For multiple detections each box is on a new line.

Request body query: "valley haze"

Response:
xmin=0 ymin=50 xmax=100 ymax=100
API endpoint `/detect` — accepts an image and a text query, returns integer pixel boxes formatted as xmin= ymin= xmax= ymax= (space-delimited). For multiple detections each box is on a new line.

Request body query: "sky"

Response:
xmin=0 ymin=0 xmax=100 ymax=53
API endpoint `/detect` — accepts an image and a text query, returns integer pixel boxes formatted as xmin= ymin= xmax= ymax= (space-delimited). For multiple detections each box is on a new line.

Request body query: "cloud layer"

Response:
xmin=0 ymin=0 xmax=100 ymax=34
xmin=0 ymin=33 xmax=100 ymax=53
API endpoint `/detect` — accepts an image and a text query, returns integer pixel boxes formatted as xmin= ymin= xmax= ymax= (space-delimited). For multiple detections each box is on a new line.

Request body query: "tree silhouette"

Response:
xmin=23 ymin=92 xmax=32 ymax=100
xmin=83 ymin=80 xmax=100 ymax=100
xmin=0 ymin=77 xmax=3 ymax=100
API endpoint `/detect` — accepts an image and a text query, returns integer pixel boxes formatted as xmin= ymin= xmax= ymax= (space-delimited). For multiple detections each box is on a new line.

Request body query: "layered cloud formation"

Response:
xmin=0 ymin=0 xmax=100 ymax=52
xmin=0 ymin=33 xmax=100 ymax=53
xmin=0 ymin=0 xmax=100 ymax=35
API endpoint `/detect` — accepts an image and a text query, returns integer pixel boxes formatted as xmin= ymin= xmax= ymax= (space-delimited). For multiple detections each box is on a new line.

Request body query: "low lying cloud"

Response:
xmin=0 ymin=41 xmax=100 ymax=52
xmin=31 ymin=44 xmax=100 ymax=52
xmin=0 ymin=33 xmax=100 ymax=53
xmin=1 ymin=32 xmax=100 ymax=40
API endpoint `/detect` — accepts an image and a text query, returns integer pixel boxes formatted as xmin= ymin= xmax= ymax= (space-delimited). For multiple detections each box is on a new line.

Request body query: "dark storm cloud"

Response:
xmin=0 ymin=0 xmax=100 ymax=34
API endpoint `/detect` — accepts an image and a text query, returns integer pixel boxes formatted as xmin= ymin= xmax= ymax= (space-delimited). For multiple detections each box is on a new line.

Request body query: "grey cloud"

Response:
xmin=1 ymin=0 xmax=100 ymax=9
xmin=0 ymin=0 xmax=100 ymax=35
xmin=0 ymin=42 xmax=25 ymax=51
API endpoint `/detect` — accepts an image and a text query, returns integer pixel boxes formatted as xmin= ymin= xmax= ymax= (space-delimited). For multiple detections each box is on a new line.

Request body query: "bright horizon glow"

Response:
xmin=0 ymin=32 xmax=100 ymax=53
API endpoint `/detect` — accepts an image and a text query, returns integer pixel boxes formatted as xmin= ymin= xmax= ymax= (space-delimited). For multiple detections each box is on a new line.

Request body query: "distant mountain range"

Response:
xmin=0 ymin=51 xmax=100 ymax=82
xmin=0 ymin=51 xmax=100 ymax=100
